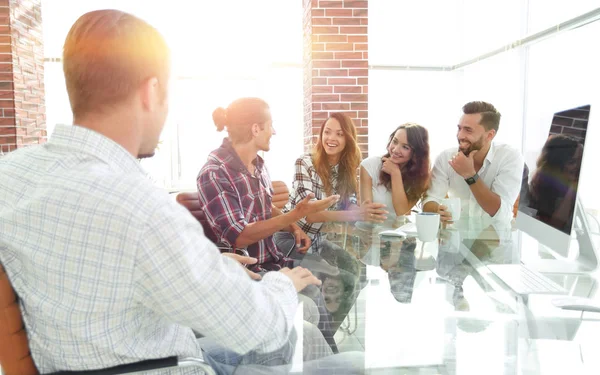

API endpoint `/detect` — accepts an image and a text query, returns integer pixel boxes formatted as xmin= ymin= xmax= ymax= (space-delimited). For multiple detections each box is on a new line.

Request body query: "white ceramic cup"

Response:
xmin=441 ymin=198 xmax=461 ymax=221
xmin=416 ymin=212 xmax=440 ymax=242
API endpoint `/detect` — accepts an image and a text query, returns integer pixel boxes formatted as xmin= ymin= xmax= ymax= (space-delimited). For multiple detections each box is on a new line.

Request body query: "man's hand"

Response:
xmin=291 ymin=224 xmax=311 ymax=253
xmin=449 ymin=150 xmax=478 ymax=179
xmin=358 ymin=200 xmax=388 ymax=223
xmin=222 ymin=253 xmax=262 ymax=280
xmin=293 ymin=193 xmax=339 ymax=218
xmin=381 ymin=157 xmax=401 ymax=177
xmin=279 ymin=266 xmax=322 ymax=292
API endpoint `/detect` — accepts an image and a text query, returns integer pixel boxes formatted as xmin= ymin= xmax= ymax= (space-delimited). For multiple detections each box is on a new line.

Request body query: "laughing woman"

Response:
xmin=360 ymin=123 xmax=431 ymax=217
xmin=275 ymin=113 xmax=386 ymax=353
xmin=281 ymin=113 xmax=388 ymax=252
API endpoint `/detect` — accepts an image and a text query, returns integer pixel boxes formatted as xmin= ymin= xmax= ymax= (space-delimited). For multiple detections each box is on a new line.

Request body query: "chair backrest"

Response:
xmin=272 ymin=181 xmax=290 ymax=210
xmin=175 ymin=191 xmax=222 ymax=246
xmin=175 ymin=191 xmax=203 ymax=222
xmin=0 ymin=264 xmax=39 ymax=375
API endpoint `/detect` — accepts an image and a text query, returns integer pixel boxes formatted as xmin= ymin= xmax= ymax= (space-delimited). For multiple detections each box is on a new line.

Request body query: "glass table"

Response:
xmin=290 ymin=215 xmax=600 ymax=374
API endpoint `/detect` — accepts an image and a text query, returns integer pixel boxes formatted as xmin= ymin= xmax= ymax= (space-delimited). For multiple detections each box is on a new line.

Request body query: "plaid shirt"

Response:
xmin=197 ymin=138 xmax=292 ymax=272
xmin=0 ymin=125 xmax=298 ymax=374
xmin=284 ymin=154 xmax=357 ymax=240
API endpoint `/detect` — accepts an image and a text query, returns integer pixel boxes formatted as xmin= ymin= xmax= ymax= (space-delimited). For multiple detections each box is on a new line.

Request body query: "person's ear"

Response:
xmin=251 ymin=123 xmax=261 ymax=137
xmin=140 ymin=77 xmax=160 ymax=111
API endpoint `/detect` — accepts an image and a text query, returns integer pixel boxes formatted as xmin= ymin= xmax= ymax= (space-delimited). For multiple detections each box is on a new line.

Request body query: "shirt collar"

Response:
xmin=49 ymin=124 xmax=147 ymax=176
xmin=215 ymin=137 xmax=264 ymax=174
xmin=484 ymin=141 xmax=496 ymax=165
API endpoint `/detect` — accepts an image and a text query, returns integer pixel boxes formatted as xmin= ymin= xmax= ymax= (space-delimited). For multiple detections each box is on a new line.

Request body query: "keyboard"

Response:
xmin=487 ymin=264 xmax=568 ymax=295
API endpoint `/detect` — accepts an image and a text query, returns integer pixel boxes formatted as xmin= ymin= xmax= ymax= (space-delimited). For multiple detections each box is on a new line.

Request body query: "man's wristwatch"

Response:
xmin=465 ymin=173 xmax=479 ymax=186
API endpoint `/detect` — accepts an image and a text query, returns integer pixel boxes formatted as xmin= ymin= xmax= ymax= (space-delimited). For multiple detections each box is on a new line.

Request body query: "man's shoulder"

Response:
xmin=199 ymin=149 xmax=229 ymax=175
xmin=494 ymin=143 xmax=521 ymax=154
xmin=93 ymin=175 xmax=196 ymax=232
xmin=197 ymin=154 xmax=237 ymax=196
xmin=83 ymin=172 xmax=170 ymax=211
xmin=493 ymin=143 xmax=524 ymax=164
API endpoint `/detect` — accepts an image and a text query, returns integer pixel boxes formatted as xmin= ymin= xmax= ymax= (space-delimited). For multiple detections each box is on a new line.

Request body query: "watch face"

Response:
xmin=466 ymin=174 xmax=478 ymax=185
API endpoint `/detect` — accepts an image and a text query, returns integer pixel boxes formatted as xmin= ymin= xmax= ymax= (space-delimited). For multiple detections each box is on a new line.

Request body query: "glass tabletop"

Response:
xmin=289 ymin=215 xmax=600 ymax=374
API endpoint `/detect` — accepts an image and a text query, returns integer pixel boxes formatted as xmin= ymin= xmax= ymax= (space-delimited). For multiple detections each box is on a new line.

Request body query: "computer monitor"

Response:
xmin=516 ymin=104 xmax=598 ymax=273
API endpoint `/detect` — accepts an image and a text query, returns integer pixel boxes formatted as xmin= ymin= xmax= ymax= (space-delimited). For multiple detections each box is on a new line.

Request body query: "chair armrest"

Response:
xmin=45 ymin=356 xmax=216 ymax=375
xmin=178 ymin=357 xmax=217 ymax=375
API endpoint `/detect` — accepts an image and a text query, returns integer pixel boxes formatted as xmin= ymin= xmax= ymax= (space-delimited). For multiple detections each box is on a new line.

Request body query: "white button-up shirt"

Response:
xmin=0 ymin=124 xmax=297 ymax=374
xmin=423 ymin=143 xmax=524 ymax=222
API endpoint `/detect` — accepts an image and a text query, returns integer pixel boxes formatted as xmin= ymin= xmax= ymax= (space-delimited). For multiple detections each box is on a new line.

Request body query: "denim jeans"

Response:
xmin=197 ymin=322 xmax=363 ymax=375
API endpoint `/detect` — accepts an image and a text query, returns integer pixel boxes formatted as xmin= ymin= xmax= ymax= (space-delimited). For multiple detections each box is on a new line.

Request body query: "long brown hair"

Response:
xmin=380 ymin=123 xmax=430 ymax=202
xmin=312 ymin=113 xmax=362 ymax=209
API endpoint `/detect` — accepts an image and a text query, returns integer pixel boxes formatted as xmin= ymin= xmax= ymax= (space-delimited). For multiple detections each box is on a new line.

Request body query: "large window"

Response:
xmin=369 ymin=1 xmax=600 ymax=216
xmin=167 ymin=68 xmax=304 ymax=189
xmin=523 ymin=21 xmax=600 ymax=212
xmin=369 ymin=0 xmax=461 ymax=66
xmin=369 ymin=0 xmax=527 ymax=163
xmin=42 ymin=0 xmax=303 ymax=189
xmin=369 ymin=70 xmax=462 ymax=163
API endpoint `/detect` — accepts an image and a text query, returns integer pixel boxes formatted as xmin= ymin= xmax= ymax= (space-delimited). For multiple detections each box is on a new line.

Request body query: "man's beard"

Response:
xmin=137 ymin=152 xmax=155 ymax=159
xmin=458 ymin=136 xmax=484 ymax=156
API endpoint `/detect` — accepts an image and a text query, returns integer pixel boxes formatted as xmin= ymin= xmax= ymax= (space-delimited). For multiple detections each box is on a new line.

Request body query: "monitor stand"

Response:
xmin=523 ymin=200 xmax=599 ymax=275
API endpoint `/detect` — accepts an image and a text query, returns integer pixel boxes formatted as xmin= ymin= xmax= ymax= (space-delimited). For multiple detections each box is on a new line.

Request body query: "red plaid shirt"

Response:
xmin=197 ymin=138 xmax=292 ymax=272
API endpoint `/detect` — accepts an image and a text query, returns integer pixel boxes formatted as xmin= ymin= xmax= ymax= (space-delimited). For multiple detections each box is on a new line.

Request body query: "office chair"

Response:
xmin=175 ymin=191 xmax=250 ymax=258
xmin=175 ymin=183 xmax=292 ymax=258
xmin=0 ymin=263 xmax=216 ymax=375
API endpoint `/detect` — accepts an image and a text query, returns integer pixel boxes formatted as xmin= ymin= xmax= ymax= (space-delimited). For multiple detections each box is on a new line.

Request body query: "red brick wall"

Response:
xmin=303 ymin=0 xmax=368 ymax=157
xmin=0 ymin=0 xmax=45 ymax=154
xmin=549 ymin=105 xmax=589 ymax=144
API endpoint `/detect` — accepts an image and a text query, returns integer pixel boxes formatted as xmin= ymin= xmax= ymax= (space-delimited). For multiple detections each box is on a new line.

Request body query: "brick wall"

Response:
xmin=303 ymin=0 xmax=368 ymax=157
xmin=549 ymin=105 xmax=590 ymax=144
xmin=0 ymin=0 xmax=45 ymax=154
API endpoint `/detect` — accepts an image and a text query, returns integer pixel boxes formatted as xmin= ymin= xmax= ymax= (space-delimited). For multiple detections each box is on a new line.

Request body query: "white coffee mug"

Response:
xmin=441 ymin=198 xmax=461 ymax=221
xmin=416 ymin=212 xmax=440 ymax=242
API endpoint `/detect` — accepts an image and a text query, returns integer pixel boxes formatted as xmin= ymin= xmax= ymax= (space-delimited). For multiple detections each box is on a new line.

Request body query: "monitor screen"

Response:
xmin=518 ymin=104 xmax=591 ymax=235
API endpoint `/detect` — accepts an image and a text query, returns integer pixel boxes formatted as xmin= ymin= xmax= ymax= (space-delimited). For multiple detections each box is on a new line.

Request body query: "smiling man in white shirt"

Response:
xmin=423 ymin=101 xmax=524 ymax=223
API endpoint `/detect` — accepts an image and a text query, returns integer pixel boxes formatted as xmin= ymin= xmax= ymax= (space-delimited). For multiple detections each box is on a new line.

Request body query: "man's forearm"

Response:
xmin=305 ymin=209 xmax=357 ymax=223
xmin=272 ymin=205 xmax=283 ymax=217
xmin=272 ymin=205 xmax=298 ymax=232
xmin=469 ymin=180 xmax=501 ymax=217
xmin=235 ymin=211 xmax=303 ymax=248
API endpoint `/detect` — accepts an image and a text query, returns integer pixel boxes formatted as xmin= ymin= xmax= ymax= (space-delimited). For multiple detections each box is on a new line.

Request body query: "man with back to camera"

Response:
xmin=0 ymin=9 xmax=364 ymax=375
xmin=423 ymin=101 xmax=524 ymax=223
